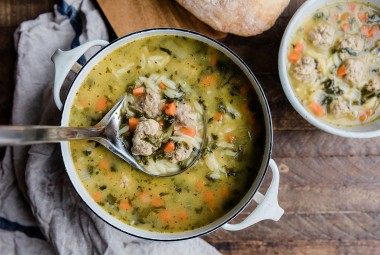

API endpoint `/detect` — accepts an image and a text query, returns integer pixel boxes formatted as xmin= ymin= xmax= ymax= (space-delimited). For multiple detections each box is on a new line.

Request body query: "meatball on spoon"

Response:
xmin=0 ymin=95 xmax=207 ymax=177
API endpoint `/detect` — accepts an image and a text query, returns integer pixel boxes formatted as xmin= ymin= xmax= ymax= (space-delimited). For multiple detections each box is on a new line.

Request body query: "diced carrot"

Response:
xmin=349 ymin=2 xmax=356 ymax=12
xmin=208 ymin=201 xmax=217 ymax=211
xmin=240 ymin=103 xmax=256 ymax=125
xmin=195 ymin=180 xmax=205 ymax=192
xmin=332 ymin=13 xmax=340 ymax=22
xmin=240 ymin=103 xmax=257 ymax=125
xmin=164 ymin=102 xmax=176 ymax=115
xmin=99 ymin=159 xmax=110 ymax=171
xmin=95 ymin=96 xmax=107 ymax=112
xmin=248 ymin=115 xmax=257 ymax=126
xmin=357 ymin=12 xmax=367 ymax=22
xmin=159 ymin=82 xmax=166 ymax=89
xmin=368 ymin=25 xmax=379 ymax=38
xmin=341 ymin=23 xmax=350 ymax=31
xmin=241 ymin=103 xmax=250 ymax=114
xmin=219 ymin=187 xmax=230 ymax=199
xmin=158 ymin=121 xmax=164 ymax=127
xmin=200 ymin=73 xmax=218 ymax=86
xmin=366 ymin=109 xmax=374 ymax=116
xmin=288 ymin=52 xmax=301 ymax=63
xmin=309 ymin=102 xmax=325 ymax=117
xmin=337 ymin=64 xmax=347 ymax=77
xmin=213 ymin=112 xmax=224 ymax=121
xmin=128 ymin=117 xmax=139 ymax=131
xmin=210 ymin=51 xmax=218 ymax=67
xmin=358 ymin=110 xmax=374 ymax=123
xmin=179 ymin=127 xmax=196 ymax=137
xmin=132 ymin=87 xmax=145 ymax=95
xmin=341 ymin=12 xmax=350 ymax=20
xmin=240 ymin=85 xmax=250 ymax=95
xmin=159 ymin=210 xmax=172 ymax=221
xmin=225 ymin=133 xmax=235 ymax=143
xmin=119 ymin=199 xmax=132 ymax=210
xmin=361 ymin=25 xmax=369 ymax=36
xmin=178 ymin=208 xmax=188 ymax=221
xmin=293 ymin=43 xmax=304 ymax=53
xmin=151 ymin=197 xmax=164 ymax=207
xmin=138 ymin=192 xmax=151 ymax=203
xmin=164 ymin=141 xmax=175 ymax=153
xmin=203 ymin=190 xmax=214 ymax=203
xmin=92 ymin=191 xmax=102 ymax=202
xmin=359 ymin=113 xmax=368 ymax=122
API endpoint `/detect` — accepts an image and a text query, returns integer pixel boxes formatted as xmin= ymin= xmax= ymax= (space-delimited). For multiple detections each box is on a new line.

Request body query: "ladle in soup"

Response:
xmin=0 ymin=95 xmax=207 ymax=177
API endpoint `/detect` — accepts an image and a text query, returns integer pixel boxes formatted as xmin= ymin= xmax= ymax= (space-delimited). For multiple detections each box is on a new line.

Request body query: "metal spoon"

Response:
xmin=0 ymin=95 xmax=206 ymax=177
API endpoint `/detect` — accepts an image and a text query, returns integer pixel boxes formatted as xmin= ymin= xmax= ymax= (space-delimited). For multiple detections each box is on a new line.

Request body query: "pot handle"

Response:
xmin=222 ymin=159 xmax=284 ymax=231
xmin=51 ymin=40 xmax=109 ymax=111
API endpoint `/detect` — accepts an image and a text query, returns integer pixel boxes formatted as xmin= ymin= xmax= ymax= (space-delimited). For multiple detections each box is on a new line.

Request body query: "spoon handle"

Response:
xmin=0 ymin=126 xmax=103 ymax=145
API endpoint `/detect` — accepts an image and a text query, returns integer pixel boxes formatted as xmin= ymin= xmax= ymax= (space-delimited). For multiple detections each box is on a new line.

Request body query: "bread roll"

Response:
xmin=175 ymin=0 xmax=290 ymax=36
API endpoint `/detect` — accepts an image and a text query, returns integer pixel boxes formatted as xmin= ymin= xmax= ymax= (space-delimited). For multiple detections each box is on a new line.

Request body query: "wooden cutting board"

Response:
xmin=97 ymin=0 xmax=227 ymax=40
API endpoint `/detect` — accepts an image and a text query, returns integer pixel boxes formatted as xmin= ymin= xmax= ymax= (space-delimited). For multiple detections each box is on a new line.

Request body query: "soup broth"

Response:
xmin=69 ymin=35 xmax=265 ymax=233
xmin=287 ymin=1 xmax=380 ymax=126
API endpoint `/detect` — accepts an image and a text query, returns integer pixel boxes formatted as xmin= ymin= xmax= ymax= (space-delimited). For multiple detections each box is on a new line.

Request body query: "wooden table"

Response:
xmin=1 ymin=1 xmax=379 ymax=254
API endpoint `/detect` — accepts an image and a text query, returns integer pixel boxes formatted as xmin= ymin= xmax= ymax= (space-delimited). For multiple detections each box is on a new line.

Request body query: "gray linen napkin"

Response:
xmin=0 ymin=0 xmax=221 ymax=254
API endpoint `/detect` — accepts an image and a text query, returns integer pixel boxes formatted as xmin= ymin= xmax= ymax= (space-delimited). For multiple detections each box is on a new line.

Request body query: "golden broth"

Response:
xmin=69 ymin=35 xmax=265 ymax=233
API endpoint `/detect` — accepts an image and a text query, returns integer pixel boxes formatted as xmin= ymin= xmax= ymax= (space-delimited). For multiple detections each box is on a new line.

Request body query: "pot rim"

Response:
xmin=60 ymin=28 xmax=273 ymax=240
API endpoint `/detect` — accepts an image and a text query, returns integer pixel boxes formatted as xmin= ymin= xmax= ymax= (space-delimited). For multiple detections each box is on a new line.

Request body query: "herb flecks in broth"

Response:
xmin=287 ymin=2 xmax=380 ymax=126
xmin=69 ymin=35 xmax=264 ymax=233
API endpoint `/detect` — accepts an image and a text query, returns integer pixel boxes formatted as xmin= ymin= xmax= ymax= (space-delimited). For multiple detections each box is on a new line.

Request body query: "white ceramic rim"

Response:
xmin=60 ymin=28 xmax=273 ymax=240
xmin=278 ymin=0 xmax=380 ymax=138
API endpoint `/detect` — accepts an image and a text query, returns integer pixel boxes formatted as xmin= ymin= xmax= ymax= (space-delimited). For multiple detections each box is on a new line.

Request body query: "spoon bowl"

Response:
xmin=0 ymin=95 xmax=206 ymax=177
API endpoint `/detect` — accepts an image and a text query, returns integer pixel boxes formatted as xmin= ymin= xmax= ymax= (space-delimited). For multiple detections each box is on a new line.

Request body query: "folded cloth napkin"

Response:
xmin=0 ymin=0 xmax=221 ymax=254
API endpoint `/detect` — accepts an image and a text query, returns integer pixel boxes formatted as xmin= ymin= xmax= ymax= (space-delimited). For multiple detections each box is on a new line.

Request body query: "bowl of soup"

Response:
xmin=279 ymin=0 xmax=380 ymax=138
xmin=51 ymin=28 xmax=283 ymax=240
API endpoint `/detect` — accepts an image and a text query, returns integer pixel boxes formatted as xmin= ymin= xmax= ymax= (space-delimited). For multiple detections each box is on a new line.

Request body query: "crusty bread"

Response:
xmin=175 ymin=0 xmax=290 ymax=36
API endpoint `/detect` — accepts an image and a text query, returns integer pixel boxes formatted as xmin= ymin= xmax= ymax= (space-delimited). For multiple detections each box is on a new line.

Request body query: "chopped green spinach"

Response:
xmin=106 ymin=194 xmax=117 ymax=205
xmin=368 ymin=12 xmax=380 ymax=23
xmin=323 ymin=79 xmax=343 ymax=95
xmin=159 ymin=47 xmax=172 ymax=55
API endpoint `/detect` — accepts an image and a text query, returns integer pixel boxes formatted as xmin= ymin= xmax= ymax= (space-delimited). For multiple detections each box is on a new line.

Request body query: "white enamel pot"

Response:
xmin=52 ymin=28 xmax=284 ymax=241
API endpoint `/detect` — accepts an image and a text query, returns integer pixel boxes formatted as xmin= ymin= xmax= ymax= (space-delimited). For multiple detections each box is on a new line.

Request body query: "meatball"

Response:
xmin=344 ymin=59 xmax=365 ymax=85
xmin=175 ymin=103 xmax=196 ymax=127
xmin=328 ymin=97 xmax=350 ymax=117
xmin=337 ymin=34 xmax=364 ymax=57
xmin=308 ymin=23 xmax=335 ymax=49
xmin=165 ymin=142 xmax=193 ymax=163
xmin=131 ymin=139 xmax=159 ymax=157
xmin=365 ymin=78 xmax=380 ymax=92
xmin=292 ymin=56 xmax=318 ymax=83
xmin=135 ymin=91 xmax=161 ymax=118
xmin=131 ymin=119 xmax=162 ymax=156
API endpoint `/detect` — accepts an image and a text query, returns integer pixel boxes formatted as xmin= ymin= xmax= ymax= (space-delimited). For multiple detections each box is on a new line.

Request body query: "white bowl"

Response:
xmin=278 ymin=0 xmax=380 ymax=138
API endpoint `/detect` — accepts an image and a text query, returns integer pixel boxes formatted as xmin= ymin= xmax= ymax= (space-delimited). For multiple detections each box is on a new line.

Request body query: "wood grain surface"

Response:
xmin=1 ymin=0 xmax=379 ymax=254
xmin=97 ymin=0 xmax=226 ymax=40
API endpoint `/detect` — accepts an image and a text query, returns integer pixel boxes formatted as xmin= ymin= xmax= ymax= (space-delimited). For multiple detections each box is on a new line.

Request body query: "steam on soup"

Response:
xmin=69 ymin=35 xmax=265 ymax=233
xmin=287 ymin=1 xmax=380 ymax=126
